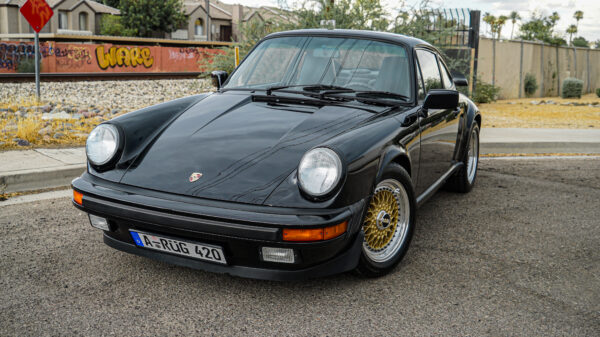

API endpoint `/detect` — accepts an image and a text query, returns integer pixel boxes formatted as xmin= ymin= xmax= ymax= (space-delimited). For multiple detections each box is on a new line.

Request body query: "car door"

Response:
xmin=415 ymin=49 xmax=461 ymax=196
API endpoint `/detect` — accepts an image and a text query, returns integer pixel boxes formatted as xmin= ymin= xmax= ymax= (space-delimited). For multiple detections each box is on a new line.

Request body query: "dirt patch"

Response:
xmin=480 ymin=93 xmax=600 ymax=129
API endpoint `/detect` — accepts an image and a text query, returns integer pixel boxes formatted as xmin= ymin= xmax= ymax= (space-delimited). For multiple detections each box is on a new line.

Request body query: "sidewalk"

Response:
xmin=1 ymin=128 xmax=599 ymax=194
xmin=0 ymin=148 xmax=85 ymax=194
xmin=480 ymin=128 xmax=600 ymax=154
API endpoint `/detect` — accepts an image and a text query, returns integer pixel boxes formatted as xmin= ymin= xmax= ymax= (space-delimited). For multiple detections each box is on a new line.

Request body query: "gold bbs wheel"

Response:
xmin=362 ymin=179 xmax=410 ymax=263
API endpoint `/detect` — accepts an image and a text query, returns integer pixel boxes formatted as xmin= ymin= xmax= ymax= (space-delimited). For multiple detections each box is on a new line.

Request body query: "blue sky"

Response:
xmin=220 ymin=0 xmax=600 ymax=42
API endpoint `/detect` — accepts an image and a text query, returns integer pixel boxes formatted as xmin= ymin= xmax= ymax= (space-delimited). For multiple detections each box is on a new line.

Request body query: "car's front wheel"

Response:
xmin=355 ymin=164 xmax=416 ymax=277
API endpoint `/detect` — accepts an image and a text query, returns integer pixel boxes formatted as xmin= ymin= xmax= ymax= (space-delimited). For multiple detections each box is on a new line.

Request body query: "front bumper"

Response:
xmin=72 ymin=173 xmax=367 ymax=281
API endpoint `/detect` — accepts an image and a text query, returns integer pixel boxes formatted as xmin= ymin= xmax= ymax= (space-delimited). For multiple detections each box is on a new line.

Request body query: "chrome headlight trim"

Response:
xmin=297 ymin=147 xmax=343 ymax=198
xmin=86 ymin=124 xmax=120 ymax=167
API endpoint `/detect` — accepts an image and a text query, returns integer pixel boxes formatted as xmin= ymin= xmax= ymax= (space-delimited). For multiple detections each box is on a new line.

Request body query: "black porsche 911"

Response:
xmin=72 ymin=29 xmax=481 ymax=281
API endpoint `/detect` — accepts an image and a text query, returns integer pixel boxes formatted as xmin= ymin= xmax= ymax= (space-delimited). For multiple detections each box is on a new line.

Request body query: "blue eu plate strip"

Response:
xmin=130 ymin=231 xmax=144 ymax=247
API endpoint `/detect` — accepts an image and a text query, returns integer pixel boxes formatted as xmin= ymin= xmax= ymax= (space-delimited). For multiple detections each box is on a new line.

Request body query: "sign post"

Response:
xmin=34 ymin=32 xmax=40 ymax=98
xmin=19 ymin=0 xmax=53 ymax=101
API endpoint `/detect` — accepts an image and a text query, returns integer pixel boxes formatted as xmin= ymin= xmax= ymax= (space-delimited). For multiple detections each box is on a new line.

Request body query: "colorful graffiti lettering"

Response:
xmin=1 ymin=40 xmax=221 ymax=74
xmin=40 ymin=43 xmax=54 ymax=57
xmin=0 ymin=42 xmax=36 ymax=70
xmin=168 ymin=50 xmax=195 ymax=61
xmin=173 ymin=47 xmax=225 ymax=71
xmin=95 ymin=46 xmax=154 ymax=70
xmin=55 ymin=46 xmax=93 ymax=68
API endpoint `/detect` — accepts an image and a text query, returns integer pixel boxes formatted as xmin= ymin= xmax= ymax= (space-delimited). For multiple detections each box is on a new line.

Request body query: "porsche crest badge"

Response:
xmin=189 ymin=172 xmax=203 ymax=182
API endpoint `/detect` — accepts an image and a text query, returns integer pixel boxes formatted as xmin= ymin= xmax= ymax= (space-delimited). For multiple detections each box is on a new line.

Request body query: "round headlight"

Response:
xmin=298 ymin=147 xmax=342 ymax=197
xmin=86 ymin=124 xmax=119 ymax=166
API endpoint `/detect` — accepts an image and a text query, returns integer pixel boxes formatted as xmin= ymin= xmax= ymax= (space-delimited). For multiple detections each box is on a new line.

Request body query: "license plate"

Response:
xmin=129 ymin=230 xmax=227 ymax=264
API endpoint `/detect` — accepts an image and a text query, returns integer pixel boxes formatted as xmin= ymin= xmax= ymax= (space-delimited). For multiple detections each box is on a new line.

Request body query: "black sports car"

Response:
xmin=72 ymin=29 xmax=481 ymax=281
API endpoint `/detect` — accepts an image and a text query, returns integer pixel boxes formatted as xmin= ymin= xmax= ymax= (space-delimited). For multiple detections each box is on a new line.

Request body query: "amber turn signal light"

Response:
xmin=283 ymin=221 xmax=348 ymax=242
xmin=324 ymin=221 xmax=347 ymax=240
xmin=73 ymin=190 xmax=83 ymax=205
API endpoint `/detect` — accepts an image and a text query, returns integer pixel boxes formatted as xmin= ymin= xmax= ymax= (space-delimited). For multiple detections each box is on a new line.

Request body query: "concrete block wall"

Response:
xmin=477 ymin=37 xmax=600 ymax=99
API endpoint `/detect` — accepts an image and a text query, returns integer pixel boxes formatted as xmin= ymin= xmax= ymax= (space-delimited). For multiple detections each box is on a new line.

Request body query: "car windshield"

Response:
xmin=224 ymin=36 xmax=412 ymax=100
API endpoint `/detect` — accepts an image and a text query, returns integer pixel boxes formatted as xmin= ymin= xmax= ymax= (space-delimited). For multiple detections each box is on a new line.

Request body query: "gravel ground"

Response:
xmin=1 ymin=79 xmax=213 ymax=114
xmin=0 ymin=79 xmax=214 ymax=149
xmin=1 ymin=158 xmax=599 ymax=336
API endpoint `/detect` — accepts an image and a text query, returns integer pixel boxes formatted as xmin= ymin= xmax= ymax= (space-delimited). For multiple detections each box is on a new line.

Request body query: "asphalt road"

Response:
xmin=1 ymin=158 xmax=599 ymax=336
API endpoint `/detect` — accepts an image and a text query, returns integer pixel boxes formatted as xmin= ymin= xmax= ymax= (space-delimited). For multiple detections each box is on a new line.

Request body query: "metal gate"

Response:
xmin=421 ymin=8 xmax=481 ymax=94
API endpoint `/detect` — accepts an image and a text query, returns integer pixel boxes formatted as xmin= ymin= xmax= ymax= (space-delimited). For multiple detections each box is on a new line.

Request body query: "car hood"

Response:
xmin=119 ymin=92 xmax=379 ymax=204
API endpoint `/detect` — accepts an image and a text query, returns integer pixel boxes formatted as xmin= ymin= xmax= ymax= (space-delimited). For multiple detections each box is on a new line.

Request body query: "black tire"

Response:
xmin=445 ymin=123 xmax=480 ymax=193
xmin=355 ymin=163 xmax=416 ymax=278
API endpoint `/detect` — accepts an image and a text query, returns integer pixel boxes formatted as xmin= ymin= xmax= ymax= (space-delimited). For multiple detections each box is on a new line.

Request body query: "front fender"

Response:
xmin=375 ymin=145 xmax=411 ymax=183
xmin=89 ymin=94 xmax=210 ymax=182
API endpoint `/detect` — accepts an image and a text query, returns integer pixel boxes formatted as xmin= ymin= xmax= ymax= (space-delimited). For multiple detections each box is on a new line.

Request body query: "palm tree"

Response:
xmin=483 ymin=13 xmax=496 ymax=38
xmin=566 ymin=24 xmax=577 ymax=45
xmin=496 ymin=15 xmax=508 ymax=40
xmin=574 ymin=10 xmax=583 ymax=33
xmin=549 ymin=12 xmax=560 ymax=34
xmin=509 ymin=11 xmax=521 ymax=39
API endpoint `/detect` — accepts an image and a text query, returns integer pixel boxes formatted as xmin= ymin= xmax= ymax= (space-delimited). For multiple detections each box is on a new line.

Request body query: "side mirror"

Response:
xmin=423 ymin=89 xmax=459 ymax=110
xmin=451 ymin=72 xmax=468 ymax=87
xmin=211 ymin=70 xmax=228 ymax=90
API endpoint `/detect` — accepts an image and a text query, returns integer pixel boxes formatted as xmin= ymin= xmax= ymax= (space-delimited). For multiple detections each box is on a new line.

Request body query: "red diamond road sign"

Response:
xmin=20 ymin=0 xmax=54 ymax=33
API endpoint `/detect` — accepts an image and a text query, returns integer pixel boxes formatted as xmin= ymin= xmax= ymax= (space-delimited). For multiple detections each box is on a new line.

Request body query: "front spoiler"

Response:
xmin=104 ymin=231 xmax=364 ymax=281
xmin=72 ymin=174 xmax=369 ymax=280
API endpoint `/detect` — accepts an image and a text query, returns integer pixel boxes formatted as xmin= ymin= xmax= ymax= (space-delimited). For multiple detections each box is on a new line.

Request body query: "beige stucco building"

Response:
xmin=0 ymin=0 xmax=294 ymax=42
xmin=172 ymin=1 xmax=295 ymax=42
xmin=1 ymin=0 xmax=119 ymax=35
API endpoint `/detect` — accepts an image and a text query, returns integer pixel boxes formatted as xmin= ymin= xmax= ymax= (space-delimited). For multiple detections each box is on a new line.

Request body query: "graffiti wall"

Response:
xmin=0 ymin=41 xmax=222 ymax=73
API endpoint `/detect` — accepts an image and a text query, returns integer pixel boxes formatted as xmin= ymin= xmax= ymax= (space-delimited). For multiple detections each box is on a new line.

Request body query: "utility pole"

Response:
xmin=205 ymin=0 xmax=211 ymax=41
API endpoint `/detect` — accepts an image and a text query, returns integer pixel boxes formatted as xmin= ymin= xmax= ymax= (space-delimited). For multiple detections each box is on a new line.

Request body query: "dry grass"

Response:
xmin=15 ymin=118 xmax=40 ymax=143
xmin=0 ymin=95 xmax=105 ymax=150
xmin=1 ymin=115 xmax=100 ymax=150
xmin=480 ymin=93 xmax=600 ymax=129
xmin=0 ymin=186 xmax=71 ymax=201
xmin=0 ymin=95 xmax=40 ymax=111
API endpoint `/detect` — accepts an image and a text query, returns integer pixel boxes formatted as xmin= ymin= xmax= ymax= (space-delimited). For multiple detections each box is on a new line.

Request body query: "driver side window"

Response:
xmin=438 ymin=59 xmax=454 ymax=89
xmin=416 ymin=49 xmax=442 ymax=93
xmin=416 ymin=60 xmax=425 ymax=101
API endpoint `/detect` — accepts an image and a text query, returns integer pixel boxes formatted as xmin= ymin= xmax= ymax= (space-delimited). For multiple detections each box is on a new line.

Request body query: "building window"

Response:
xmin=194 ymin=19 xmax=203 ymax=35
xmin=58 ymin=11 xmax=67 ymax=29
xmin=211 ymin=24 xmax=216 ymax=34
xmin=79 ymin=12 xmax=88 ymax=31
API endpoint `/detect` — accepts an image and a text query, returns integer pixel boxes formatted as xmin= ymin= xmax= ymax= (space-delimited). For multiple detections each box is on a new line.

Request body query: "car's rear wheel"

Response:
xmin=355 ymin=164 xmax=415 ymax=277
xmin=445 ymin=123 xmax=480 ymax=193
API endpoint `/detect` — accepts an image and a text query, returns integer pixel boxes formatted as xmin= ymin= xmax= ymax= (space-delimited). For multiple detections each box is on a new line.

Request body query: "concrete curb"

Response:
xmin=480 ymin=142 xmax=600 ymax=155
xmin=0 ymin=164 xmax=86 ymax=194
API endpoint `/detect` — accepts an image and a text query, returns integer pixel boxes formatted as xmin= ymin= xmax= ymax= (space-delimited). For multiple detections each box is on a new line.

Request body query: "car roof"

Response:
xmin=264 ymin=29 xmax=433 ymax=49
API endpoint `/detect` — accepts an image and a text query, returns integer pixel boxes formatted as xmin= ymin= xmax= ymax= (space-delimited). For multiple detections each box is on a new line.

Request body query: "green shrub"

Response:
xmin=16 ymin=58 xmax=41 ymax=73
xmin=523 ymin=73 xmax=538 ymax=97
xmin=204 ymin=46 xmax=237 ymax=75
xmin=596 ymin=88 xmax=600 ymax=97
xmin=561 ymin=78 xmax=583 ymax=98
xmin=473 ymin=78 xmax=501 ymax=103
xmin=100 ymin=14 xmax=136 ymax=37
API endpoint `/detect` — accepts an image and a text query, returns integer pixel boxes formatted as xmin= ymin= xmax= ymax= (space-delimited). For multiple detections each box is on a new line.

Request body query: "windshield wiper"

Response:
xmin=302 ymin=84 xmax=354 ymax=92
xmin=321 ymin=90 xmax=410 ymax=107
xmin=265 ymin=84 xmax=354 ymax=95
xmin=354 ymin=91 xmax=410 ymax=101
